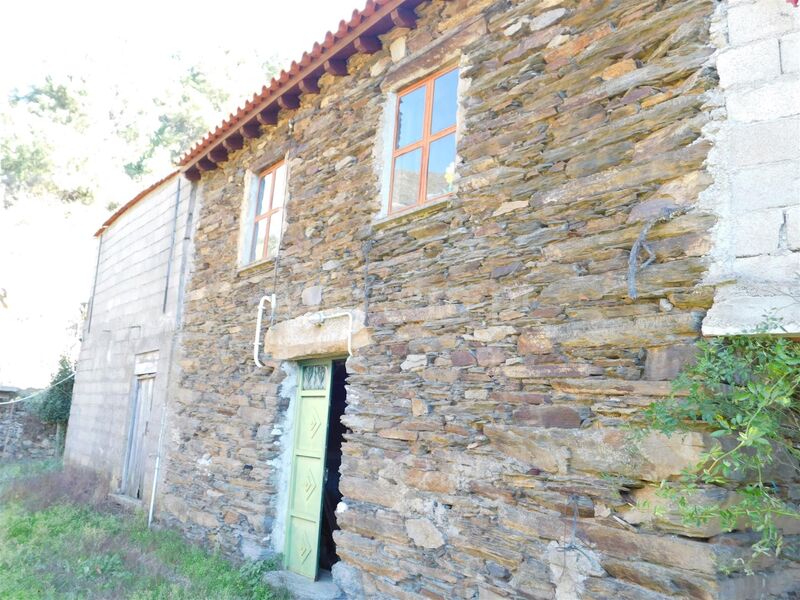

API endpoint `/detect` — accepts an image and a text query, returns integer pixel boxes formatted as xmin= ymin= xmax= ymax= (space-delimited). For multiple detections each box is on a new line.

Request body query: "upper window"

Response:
xmin=248 ymin=162 xmax=287 ymax=263
xmin=389 ymin=67 xmax=458 ymax=214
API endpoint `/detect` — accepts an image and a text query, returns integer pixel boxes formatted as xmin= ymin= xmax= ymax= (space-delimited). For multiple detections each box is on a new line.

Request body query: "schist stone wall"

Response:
xmin=0 ymin=404 xmax=58 ymax=461
xmin=161 ymin=0 xmax=799 ymax=598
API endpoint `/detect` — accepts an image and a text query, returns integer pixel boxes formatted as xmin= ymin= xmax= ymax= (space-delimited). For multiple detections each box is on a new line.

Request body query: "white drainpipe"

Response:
xmin=254 ymin=294 xmax=276 ymax=368
xmin=313 ymin=310 xmax=354 ymax=357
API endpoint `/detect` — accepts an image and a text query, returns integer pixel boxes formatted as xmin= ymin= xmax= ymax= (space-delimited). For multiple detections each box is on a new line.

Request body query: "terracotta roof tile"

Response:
xmin=179 ymin=0 xmax=426 ymax=171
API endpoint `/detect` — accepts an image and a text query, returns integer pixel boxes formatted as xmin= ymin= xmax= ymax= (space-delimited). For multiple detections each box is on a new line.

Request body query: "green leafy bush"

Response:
xmin=644 ymin=330 xmax=800 ymax=559
xmin=33 ymin=355 xmax=74 ymax=425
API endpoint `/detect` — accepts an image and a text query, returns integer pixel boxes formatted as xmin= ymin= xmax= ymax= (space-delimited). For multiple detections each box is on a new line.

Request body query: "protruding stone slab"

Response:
xmin=263 ymin=308 xmax=371 ymax=360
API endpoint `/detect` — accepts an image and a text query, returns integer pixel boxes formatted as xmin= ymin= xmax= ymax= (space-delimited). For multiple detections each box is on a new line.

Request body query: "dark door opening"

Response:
xmin=318 ymin=359 xmax=348 ymax=571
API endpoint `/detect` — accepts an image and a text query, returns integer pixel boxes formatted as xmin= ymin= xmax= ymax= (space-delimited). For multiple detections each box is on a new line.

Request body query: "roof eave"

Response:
xmin=179 ymin=0 xmax=436 ymax=182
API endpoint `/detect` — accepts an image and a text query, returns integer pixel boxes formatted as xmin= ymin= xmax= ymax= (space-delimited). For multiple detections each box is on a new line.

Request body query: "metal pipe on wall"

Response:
xmin=315 ymin=311 xmax=354 ymax=357
xmin=254 ymin=294 xmax=276 ymax=368
xmin=162 ymin=178 xmax=182 ymax=313
xmin=86 ymin=234 xmax=104 ymax=334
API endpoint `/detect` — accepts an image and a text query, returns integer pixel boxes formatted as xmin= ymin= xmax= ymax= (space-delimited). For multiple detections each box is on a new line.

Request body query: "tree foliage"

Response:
xmin=10 ymin=76 xmax=87 ymax=127
xmin=644 ymin=324 xmax=800 ymax=561
xmin=123 ymin=65 xmax=233 ymax=177
xmin=33 ymin=356 xmax=75 ymax=425
xmin=1 ymin=53 xmax=278 ymax=208
xmin=0 ymin=137 xmax=92 ymax=207
xmin=1 ymin=75 xmax=93 ymax=206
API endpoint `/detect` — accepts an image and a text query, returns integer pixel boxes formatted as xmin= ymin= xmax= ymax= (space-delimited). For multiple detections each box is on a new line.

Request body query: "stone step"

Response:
xmin=264 ymin=569 xmax=344 ymax=600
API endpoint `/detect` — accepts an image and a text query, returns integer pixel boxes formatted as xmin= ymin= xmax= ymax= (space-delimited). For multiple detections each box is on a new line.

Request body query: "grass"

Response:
xmin=0 ymin=460 xmax=290 ymax=600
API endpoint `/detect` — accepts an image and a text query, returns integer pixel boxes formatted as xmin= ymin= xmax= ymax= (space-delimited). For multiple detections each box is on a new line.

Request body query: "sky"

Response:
xmin=0 ymin=0 xmax=359 ymax=387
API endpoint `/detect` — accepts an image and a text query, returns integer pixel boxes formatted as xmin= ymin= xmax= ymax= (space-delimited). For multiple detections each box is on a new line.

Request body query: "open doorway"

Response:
xmin=318 ymin=359 xmax=347 ymax=571
xmin=285 ymin=358 xmax=349 ymax=580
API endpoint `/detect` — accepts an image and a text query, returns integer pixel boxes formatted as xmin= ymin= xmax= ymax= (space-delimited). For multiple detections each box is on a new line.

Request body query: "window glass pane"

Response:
xmin=255 ymin=175 xmax=269 ymax=215
xmin=302 ymin=365 xmax=327 ymax=390
xmin=391 ymin=148 xmax=422 ymax=211
xmin=396 ymin=86 xmax=425 ymax=149
xmin=272 ymin=164 xmax=287 ymax=209
xmin=427 ymin=133 xmax=456 ymax=200
xmin=267 ymin=209 xmax=283 ymax=258
xmin=251 ymin=219 xmax=268 ymax=262
xmin=431 ymin=69 xmax=458 ymax=134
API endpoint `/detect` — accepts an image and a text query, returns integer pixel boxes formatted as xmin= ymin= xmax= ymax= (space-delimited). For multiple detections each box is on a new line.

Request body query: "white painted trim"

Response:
xmin=373 ymin=63 xmax=467 ymax=221
xmin=238 ymin=170 xmax=260 ymax=268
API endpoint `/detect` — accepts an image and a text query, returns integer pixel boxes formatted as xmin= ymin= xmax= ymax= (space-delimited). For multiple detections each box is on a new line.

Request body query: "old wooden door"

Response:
xmin=286 ymin=360 xmax=332 ymax=579
xmin=122 ymin=375 xmax=154 ymax=499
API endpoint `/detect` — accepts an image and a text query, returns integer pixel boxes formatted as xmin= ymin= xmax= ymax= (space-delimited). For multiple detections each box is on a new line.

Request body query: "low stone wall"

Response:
xmin=0 ymin=404 xmax=58 ymax=461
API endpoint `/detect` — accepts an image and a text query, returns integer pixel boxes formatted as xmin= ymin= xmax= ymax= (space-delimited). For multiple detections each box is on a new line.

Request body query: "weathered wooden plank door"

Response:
xmin=122 ymin=375 xmax=154 ymax=499
xmin=286 ymin=360 xmax=332 ymax=580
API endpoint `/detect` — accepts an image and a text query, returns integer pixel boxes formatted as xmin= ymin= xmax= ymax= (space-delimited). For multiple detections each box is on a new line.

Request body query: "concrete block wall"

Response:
xmin=65 ymin=176 xmax=195 ymax=504
xmin=704 ymin=0 xmax=800 ymax=335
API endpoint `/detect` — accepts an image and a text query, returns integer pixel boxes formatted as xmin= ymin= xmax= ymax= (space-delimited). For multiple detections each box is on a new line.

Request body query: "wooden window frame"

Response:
xmin=388 ymin=65 xmax=458 ymax=215
xmin=249 ymin=161 xmax=286 ymax=263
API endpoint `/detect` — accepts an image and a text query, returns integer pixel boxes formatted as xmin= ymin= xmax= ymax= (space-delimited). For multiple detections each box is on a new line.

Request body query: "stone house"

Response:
xmin=65 ymin=172 xmax=196 ymax=507
xmin=0 ymin=385 xmax=20 ymax=403
xmin=67 ymin=0 xmax=800 ymax=598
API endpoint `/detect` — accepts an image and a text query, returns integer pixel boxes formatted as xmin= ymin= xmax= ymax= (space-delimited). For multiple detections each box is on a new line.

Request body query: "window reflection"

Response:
xmin=431 ymin=70 xmax=458 ymax=134
xmin=396 ymin=86 xmax=425 ymax=149
xmin=391 ymin=148 xmax=423 ymax=211
xmin=247 ymin=162 xmax=287 ymax=264
xmin=389 ymin=68 xmax=459 ymax=213
xmin=427 ymin=133 xmax=456 ymax=199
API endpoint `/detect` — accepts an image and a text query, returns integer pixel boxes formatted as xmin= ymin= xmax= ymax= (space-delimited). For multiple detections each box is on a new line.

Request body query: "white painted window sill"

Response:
xmin=372 ymin=195 xmax=454 ymax=231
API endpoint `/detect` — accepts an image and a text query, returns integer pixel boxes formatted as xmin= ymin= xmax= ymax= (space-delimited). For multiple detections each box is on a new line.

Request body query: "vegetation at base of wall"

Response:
xmin=30 ymin=355 xmax=75 ymax=455
xmin=0 ymin=461 xmax=288 ymax=600
xmin=0 ymin=458 xmax=60 ymax=486
xmin=643 ymin=325 xmax=800 ymax=563
xmin=32 ymin=355 xmax=74 ymax=425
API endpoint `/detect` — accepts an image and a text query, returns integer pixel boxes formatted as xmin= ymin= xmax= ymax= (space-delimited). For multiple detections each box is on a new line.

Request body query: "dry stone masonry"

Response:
xmin=0 ymin=404 xmax=58 ymax=461
xmin=157 ymin=0 xmax=800 ymax=598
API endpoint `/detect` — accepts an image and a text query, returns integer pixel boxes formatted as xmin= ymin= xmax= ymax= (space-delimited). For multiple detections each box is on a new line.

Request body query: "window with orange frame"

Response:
xmin=388 ymin=67 xmax=459 ymax=214
xmin=249 ymin=162 xmax=287 ymax=263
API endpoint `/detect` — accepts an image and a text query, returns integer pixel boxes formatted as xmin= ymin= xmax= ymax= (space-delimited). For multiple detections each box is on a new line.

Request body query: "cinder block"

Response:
xmin=728 ymin=117 xmax=800 ymax=167
xmin=781 ymin=32 xmax=800 ymax=73
xmin=726 ymin=77 xmax=800 ymax=122
xmin=728 ymin=0 xmax=798 ymax=47
xmin=717 ymin=39 xmax=781 ymax=88
xmin=730 ymin=160 xmax=800 ymax=211
xmin=704 ymin=290 xmax=800 ymax=336
xmin=734 ymin=253 xmax=800 ymax=281
xmin=732 ymin=209 xmax=785 ymax=257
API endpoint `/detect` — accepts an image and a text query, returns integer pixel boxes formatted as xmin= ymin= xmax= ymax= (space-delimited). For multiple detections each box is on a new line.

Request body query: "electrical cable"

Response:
xmin=0 ymin=373 xmax=75 ymax=406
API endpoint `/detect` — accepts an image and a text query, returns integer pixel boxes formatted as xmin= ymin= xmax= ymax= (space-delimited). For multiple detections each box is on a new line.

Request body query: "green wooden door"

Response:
xmin=285 ymin=360 xmax=332 ymax=579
